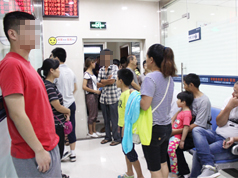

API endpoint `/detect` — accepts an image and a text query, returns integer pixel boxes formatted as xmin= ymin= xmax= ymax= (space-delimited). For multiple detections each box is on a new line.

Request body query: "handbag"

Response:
xmin=132 ymin=76 xmax=171 ymax=144
xmin=55 ymin=115 xmax=73 ymax=135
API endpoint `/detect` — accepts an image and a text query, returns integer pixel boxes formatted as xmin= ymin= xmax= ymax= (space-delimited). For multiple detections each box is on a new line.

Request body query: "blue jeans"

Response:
xmin=190 ymin=127 xmax=238 ymax=178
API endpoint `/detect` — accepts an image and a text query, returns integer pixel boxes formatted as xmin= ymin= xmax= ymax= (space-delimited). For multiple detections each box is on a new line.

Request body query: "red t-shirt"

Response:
xmin=0 ymin=52 xmax=59 ymax=159
xmin=172 ymin=110 xmax=192 ymax=140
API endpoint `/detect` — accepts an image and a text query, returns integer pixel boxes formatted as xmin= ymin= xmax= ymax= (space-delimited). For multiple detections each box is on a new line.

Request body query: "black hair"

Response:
xmin=3 ymin=11 xmax=35 ymax=41
xmin=51 ymin=47 xmax=67 ymax=63
xmin=37 ymin=58 xmax=60 ymax=79
xmin=177 ymin=91 xmax=194 ymax=107
xmin=113 ymin=59 xmax=120 ymax=67
xmin=183 ymin=73 xmax=200 ymax=88
xmin=117 ymin=68 xmax=133 ymax=86
xmin=147 ymin=44 xmax=177 ymax=77
xmin=85 ymin=57 xmax=96 ymax=69
xmin=100 ymin=48 xmax=113 ymax=55
xmin=120 ymin=56 xmax=128 ymax=68
xmin=143 ymin=60 xmax=146 ymax=67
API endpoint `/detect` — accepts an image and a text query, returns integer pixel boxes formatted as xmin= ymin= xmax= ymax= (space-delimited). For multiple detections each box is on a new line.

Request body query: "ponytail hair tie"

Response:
xmin=164 ymin=47 xmax=167 ymax=50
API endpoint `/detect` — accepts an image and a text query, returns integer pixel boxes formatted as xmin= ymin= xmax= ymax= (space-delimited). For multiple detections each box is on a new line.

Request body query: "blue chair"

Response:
xmin=189 ymin=107 xmax=238 ymax=170
xmin=210 ymin=107 xmax=238 ymax=170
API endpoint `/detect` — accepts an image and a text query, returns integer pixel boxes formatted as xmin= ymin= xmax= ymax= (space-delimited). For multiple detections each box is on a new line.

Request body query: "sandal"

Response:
xmin=101 ymin=139 xmax=112 ymax=144
xmin=118 ymin=173 xmax=134 ymax=178
xmin=110 ymin=141 xmax=120 ymax=146
xmin=62 ymin=174 xmax=69 ymax=178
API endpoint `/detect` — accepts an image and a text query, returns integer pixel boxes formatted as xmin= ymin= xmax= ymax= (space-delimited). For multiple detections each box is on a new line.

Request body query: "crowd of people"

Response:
xmin=1 ymin=11 xmax=238 ymax=178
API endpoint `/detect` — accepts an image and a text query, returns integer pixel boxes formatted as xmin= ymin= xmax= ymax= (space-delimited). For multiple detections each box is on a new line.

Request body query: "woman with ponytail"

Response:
xmin=83 ymin=57 xmax=101 ymax=138
xmin=38 ymin=59 xmax=70 ymax=178
xmin=140 ymin=44 xmax=177 ymax=178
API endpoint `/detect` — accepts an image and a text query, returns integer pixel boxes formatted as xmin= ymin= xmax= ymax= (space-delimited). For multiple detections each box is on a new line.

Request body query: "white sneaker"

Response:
xmin=96 ymin=132 xmax=103 ymax=136
xmin=88 ymin=133 xmax=98 ymax=138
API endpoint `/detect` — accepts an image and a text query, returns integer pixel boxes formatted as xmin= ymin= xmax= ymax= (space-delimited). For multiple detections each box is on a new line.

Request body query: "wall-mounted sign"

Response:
xmin=90 ymin=22 xmax=106 ymax=29
xmin=0 ymin=0 xmax=32 ymax=16
xmin=48 ymin=36 xmax=77 ymax=46
xmin=0 ymin=37 xmax=10 ymax=46
xmin=188 ymin=27 xmax=201 ymax=43
xmin=173 ymin=75 xmax=238 ymax=87
xmin=43 ymin=0 xmax=78 ymax=18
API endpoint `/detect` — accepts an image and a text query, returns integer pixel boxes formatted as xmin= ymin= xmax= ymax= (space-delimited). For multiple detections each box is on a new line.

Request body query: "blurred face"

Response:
xmin=183 ymin=81 xmax=191 ymax=92
xmin=18 ymin=20 xmax=40 ymax=50
xmin=100 ymin=51 xmax=113 ymax=67
xmin=51 ymin=67 xmax=60 ymax=78
xmin=176 ymin=99 xmax=184 ymax=108
xmin=116 ymin=76 xmax=121 ymax=88
xmin=232 ymin=84 xmax=238 ymax=98
xmin=143 ymin=63 xmax=147 ymax=70
xmin=131 ymin=56 xmax=137 ymax=66
xmin=146 ymin=55 xmax=153 ymax=70
xmin=91 ymin=61 xmax=96 ymax=69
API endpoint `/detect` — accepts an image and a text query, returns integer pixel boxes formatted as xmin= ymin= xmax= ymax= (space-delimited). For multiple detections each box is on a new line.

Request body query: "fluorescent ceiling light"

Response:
xmin=170 ymin=10 xmax=175 ymax=13
xmin=211 ymin=13 xmax=215 ymax=16
xmin=122 ymin=7 xmax=128 ymax=10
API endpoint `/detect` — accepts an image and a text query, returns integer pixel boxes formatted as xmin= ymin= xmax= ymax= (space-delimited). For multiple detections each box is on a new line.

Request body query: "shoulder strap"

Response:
xmin=152 ymin=76 xmax=171 ymax=113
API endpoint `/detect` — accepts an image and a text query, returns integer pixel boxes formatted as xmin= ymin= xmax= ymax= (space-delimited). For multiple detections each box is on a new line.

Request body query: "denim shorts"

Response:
xmin=142 ymin=124 xmax=172 ymax=171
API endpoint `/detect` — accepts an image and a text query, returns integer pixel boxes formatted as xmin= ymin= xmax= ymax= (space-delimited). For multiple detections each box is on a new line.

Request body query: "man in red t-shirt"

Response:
xmin=0 ymin=11 xmax=61 ymax=177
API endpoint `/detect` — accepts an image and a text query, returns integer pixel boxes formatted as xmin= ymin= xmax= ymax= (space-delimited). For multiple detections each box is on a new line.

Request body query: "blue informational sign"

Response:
xmin=173 ymin=75 xmax=238 ymax=87
xmin=189 ymin=27 xmax=201 ymax=43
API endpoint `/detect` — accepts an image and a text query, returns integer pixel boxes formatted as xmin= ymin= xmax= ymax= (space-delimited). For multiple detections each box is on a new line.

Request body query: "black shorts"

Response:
xmin=142 ymin=124 xmax=172 ymax=171
xmin=122 ymin=136 xmax=138 ymax=162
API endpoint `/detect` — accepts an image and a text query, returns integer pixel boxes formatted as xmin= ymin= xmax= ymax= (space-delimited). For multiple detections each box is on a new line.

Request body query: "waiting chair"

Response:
xmin=189 ymin=107 xmax=238 ymax=170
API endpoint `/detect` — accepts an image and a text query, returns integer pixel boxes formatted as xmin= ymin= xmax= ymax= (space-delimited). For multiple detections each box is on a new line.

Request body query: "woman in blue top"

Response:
xmin=140 ymin=44 xmax=177 ymax=178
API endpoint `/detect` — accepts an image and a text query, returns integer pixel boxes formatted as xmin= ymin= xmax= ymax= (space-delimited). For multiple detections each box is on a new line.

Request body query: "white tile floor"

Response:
xmin=61 ymin=139 xmax=234 ymax=178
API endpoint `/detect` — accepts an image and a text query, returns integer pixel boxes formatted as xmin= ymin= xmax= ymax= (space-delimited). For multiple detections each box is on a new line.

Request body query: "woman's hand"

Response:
xmin=64 ymin=114 xmax=70 ymax=121
xmin=95 ymin=90 xmax=101 ymax=95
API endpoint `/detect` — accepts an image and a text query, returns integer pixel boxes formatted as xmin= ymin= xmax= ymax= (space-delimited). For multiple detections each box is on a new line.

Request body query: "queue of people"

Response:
xmin=1 ymin=11 xmax=238 ymax=178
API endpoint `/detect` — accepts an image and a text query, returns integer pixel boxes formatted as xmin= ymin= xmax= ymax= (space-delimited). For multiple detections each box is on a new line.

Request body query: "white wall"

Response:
xmin=163 ymin=2 xmax=238 ymax=108
xmin=43 ymin=0 xmax=160 ymax=138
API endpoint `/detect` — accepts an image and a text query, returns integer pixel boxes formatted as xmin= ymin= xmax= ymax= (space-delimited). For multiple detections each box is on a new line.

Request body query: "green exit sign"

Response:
xmin=90 ymin=21 xmax=106 ymax=29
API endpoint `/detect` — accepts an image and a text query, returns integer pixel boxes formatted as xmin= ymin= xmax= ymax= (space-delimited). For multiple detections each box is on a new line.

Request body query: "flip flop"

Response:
xmin=101 ymin=139 xmax=112 ymax=144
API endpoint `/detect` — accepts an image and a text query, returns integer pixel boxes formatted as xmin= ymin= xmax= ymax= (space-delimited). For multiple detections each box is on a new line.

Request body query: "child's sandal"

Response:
xmin=118 ymin=173 xmax=134 ymax=178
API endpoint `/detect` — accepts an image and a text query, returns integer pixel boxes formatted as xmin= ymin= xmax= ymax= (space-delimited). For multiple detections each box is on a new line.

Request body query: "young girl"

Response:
xmin=83 ymin=57 xmax=101 ymax=138
xmin=168 ymin=91 xmax=194 ymax=178
xmin=38 ymin=58 xmax=70 ymax=178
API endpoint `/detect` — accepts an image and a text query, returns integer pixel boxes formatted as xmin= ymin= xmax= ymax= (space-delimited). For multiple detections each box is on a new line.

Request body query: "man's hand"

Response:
xmin=227 ymin=97 xmax=238 ymax=109
xmin=223 ymin=137 xmax=234 ymax=149
xmin=35 ymin=149 xmax=51 ymax=173
xmin=179 ymin=140 xmax=185 ymax=149
xmin=108 ymin=74 xmax=112 ymax=79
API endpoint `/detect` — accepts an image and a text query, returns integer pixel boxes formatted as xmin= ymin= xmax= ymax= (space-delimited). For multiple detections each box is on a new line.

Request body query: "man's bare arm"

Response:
xmin=217 ymin=97 xmax=238 ymax=127
xmin=100 ymin=79 xmax=115 ymax=86
xmin=4 ymin=94 xmax=51 ymax=173
xmin=131 ymin=80 xmax=141 ymax=91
